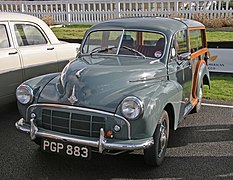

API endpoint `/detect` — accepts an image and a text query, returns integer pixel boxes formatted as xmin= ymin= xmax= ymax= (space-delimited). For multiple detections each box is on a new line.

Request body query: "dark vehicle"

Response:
xmin=16 ymin=17 xmax=210 ymax=166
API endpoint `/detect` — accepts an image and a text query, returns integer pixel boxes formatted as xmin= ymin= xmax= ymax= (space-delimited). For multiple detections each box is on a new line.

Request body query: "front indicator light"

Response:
xmin=105 ymin=130 xmax=113 ymax=138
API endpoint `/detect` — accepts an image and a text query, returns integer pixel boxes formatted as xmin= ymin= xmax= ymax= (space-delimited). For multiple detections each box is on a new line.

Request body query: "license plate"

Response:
xmin=41 ymin=138 xmax=91 ymax=159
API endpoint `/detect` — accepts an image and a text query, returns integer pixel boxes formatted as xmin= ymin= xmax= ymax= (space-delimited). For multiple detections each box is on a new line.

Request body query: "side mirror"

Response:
xmin=171 ymin=48 xmax=176 ymax=58
xmin=178 ymin=52 xmax=191 ymax=61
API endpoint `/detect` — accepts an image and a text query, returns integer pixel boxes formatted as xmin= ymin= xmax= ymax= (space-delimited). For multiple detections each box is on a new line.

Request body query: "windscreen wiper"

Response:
xmin=89 ymin=46 xmax=117 ymax=56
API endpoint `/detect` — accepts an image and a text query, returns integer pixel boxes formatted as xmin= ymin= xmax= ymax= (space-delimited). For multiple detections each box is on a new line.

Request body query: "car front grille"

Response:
xmin=41 ymin=109 xmax=105 ymax=138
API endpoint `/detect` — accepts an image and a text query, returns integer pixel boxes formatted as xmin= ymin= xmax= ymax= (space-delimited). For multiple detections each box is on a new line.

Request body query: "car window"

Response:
xmin=0 ymin=25 xmax=10 ymax=48
xmin=189 ymin=30 xmax=203 ymax=53
xmin=82 ymin=30 xmax=165 ymax=59
xmin=14 ymin=24 xmax=47 ymax=46
xmin=121 ymin=31 xmax=165 ymax=58
xmin=175 ymin=30 xmax=188 ymax=55
xmin=169 ymin=30 xmax=188 ymax=63
xmin=83 ymin=30 xmax=122 ymax=54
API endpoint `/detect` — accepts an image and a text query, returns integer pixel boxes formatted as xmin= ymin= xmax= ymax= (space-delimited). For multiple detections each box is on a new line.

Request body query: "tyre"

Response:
xmin=144 ymin=110 xmax=169 ymax=166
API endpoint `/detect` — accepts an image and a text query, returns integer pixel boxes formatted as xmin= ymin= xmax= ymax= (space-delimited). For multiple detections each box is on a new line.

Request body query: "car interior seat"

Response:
xmin=136 ymin=38 xmax=165 ymax=58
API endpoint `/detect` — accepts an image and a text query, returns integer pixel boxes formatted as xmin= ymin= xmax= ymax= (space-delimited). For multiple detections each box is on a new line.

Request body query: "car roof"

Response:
xmin=0 ymin=12 xmax=44 ymax=23
xmin=88 ymin=17 xmax=204 ymax=36
xmin=0 ymin=12 xmax=59 ymax=43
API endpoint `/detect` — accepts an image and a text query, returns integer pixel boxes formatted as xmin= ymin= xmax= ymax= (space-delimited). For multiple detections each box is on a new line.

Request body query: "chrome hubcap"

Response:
xmin=158 ymin=120 xmax=167 ymax=158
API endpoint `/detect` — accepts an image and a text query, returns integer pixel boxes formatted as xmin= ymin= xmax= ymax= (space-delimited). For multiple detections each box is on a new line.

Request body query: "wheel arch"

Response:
xmin=164 ymin=103 xmax=175 ymax=131
xmin=196 ymin=63 xmax=210 ymax=98
xmin=203 ymin=73 xmax=210 ymax=87
xmin=136 ymin=80 xmax=181 ymax=138
xmin=17 ymin=72 xmax=60 ymax=118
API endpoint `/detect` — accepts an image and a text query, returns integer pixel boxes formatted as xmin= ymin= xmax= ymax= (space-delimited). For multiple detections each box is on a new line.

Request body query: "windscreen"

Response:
xmin=82 ymin=30 xmax=165 ymax=59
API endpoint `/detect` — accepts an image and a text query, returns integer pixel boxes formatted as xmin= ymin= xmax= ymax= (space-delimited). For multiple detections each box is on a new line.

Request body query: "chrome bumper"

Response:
xmin=15 ymin=118 xmax=154 ymax=153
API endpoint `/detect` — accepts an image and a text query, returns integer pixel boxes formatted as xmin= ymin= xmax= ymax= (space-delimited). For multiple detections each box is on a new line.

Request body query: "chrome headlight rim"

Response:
xmin=16 ymin=84 xmax=34 ymax=105
xmin=121 ymin=96 xmax=144 ymax=120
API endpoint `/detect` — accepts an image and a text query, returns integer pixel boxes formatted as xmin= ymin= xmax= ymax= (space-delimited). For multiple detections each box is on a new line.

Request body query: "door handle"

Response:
xmin=9 ymin=51 xmax=18 ymax=55
xmin=47 ymin=47 xmax=54 ymax=50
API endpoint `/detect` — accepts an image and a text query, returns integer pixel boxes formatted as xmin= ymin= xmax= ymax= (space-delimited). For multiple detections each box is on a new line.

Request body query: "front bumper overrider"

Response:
xmin=15 ymin=118 xmax=154 ymax=154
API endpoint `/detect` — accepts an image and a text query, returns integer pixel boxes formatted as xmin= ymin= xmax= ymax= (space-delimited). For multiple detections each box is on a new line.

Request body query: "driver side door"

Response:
xmin=168 ymin=30 xmax=193 ymax=119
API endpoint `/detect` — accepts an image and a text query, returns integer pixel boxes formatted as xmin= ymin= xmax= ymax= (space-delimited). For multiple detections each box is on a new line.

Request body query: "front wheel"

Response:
xmin=144 ymin=110 xmax=170 ymax=166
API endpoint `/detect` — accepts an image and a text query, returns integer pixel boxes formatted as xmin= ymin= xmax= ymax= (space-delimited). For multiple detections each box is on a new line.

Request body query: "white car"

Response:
xmin=0 ymin=12 xmax=80 ymax=106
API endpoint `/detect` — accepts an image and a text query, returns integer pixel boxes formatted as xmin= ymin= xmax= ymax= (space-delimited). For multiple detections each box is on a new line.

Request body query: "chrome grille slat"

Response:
xmin=71 ymin=119 xmax=93 ymax=123
xmin=90 ymin=116 xmax=93 ymax=137
xmin=71 ymin=128 xmax=91 ymax=133
xmin=50 ymin=109 xmax=52 ymax=130
xmin=50 ymin=125 xmax=68 ymax=130
xmin=41 ymin=109 xmax=105 ymax=138
xmin=69 ymin=112 xmax=72 ymax=134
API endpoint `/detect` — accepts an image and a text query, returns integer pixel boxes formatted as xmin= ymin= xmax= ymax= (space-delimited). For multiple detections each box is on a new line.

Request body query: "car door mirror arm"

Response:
xmin=174 ymin=58 xmax=183 ymax=66
xmin=178 ymin=52 xmax=191 ymax=61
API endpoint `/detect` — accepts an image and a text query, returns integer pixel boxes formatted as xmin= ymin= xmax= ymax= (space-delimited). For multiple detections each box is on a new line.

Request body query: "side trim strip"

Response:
xmin=191 ymin=48 xmax=208 ymax=59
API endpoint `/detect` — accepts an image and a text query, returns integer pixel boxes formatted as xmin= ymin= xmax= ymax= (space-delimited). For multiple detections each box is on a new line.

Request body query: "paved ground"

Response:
xmin=0 ymin=101 xmax=232 ymax=180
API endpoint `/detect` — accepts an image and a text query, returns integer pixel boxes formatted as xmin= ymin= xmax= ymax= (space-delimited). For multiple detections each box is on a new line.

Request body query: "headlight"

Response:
xmin=16 ymin=84 xmax=34 ymax=105
xmin=121 ymin=96 xmax=144 ymax=120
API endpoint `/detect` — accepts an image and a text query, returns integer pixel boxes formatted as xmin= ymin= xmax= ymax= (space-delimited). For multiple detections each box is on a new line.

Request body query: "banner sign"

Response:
xmin=208 ymin=48 xmax=233 ymax=73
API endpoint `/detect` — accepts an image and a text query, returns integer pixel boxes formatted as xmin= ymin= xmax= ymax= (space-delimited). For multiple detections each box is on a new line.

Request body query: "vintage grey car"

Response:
xmin=15 ymin=17 xmax=210 ymax=166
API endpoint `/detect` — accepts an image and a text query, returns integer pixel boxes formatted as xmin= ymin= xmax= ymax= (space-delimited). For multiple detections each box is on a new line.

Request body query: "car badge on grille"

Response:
xmin=68 ymin=85 xmax=78 ymax=105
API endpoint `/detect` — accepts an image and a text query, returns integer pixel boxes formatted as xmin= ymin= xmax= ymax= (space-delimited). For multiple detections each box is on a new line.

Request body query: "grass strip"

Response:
xmin=204 ymin=75 xmax=233 ymax=102
xmin=52 ymin=24 xmax=233 ymax=42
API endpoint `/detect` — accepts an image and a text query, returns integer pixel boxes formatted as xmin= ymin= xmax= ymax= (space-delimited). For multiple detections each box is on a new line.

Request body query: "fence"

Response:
xmin=0 ymin=0 xmax=232 ymax=24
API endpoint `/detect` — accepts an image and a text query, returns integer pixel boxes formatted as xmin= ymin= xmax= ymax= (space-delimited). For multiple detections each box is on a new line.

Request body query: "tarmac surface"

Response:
xmin=0 ymin=100 xmax=232 ymax=180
